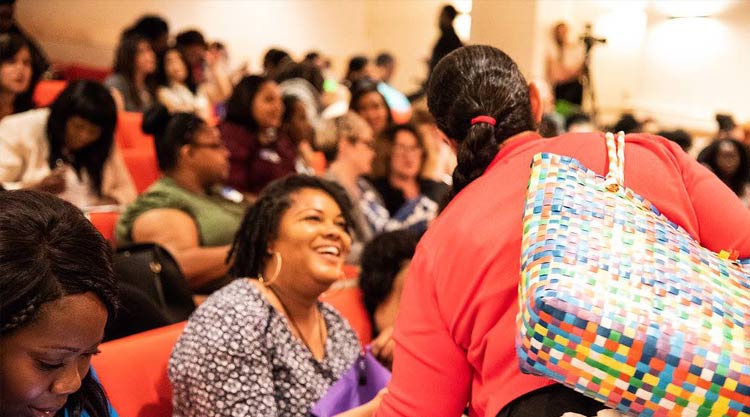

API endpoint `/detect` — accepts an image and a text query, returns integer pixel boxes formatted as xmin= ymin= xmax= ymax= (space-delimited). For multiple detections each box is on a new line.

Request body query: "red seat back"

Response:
xmin=92 ymin=322 xmax=185 ymax=417
xmin=88 ymin=211 xmax=120 ymax=245
xmin=33 ymin=80 xmax=67 ymax=107
xmin=122 ymin=148 xmax=160 ymax=193
xmin=60 ymin=63 xmax=111 ymax=82
xmin=320 ymin=284 xmax=372 ymax=346
xmin=115 ymin=112 xmax=152 ymax=150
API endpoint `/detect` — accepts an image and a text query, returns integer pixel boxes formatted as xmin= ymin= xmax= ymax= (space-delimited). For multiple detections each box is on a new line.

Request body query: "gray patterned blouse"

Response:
xmin=169 ymin=279 xmax=360 ymax=417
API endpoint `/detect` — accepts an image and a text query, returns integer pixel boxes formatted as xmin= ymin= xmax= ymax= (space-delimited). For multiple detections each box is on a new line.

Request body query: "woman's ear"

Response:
xmin=528 ymin=81 xmax=544 ymax=125
xmin=436 ymin=128 xmax=458 ymax=154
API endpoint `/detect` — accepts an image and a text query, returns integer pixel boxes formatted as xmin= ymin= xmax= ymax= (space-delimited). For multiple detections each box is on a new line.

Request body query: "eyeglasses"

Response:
xmin=352 ymin=137 xmax=376 ymax=151
xmin=392 ymin=144 xmax=423 ymax=155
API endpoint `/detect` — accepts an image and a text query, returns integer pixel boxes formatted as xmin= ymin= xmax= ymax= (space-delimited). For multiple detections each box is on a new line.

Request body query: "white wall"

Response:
xmin=529 ymin=0 xmax=749 ymax=131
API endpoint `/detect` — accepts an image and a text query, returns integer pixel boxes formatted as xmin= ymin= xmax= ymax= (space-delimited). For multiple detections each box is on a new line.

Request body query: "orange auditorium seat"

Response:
xmin=310 ymin=151 xmax=328 ymax=175
xmin=88 ymin=211 xmax=120 ymax=245
xmin=60 ymin=63 xmax=111 ymax=82
xmin=92 ymin=322 xmax=185 ymax=417
xmin=320 ymin=285 xmax=372 ymax=346
xmin=122 ymin=148 xmax=160 ymax=193
xmin=115 ymin=112 xmax=152 ymax=150
xmin=33 ymin=80 xmax=67 ymax=107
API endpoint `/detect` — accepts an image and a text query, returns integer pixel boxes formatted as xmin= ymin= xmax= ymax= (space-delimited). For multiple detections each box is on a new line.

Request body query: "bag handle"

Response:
xmin=604 ymin=131 xmax=625 ymax=192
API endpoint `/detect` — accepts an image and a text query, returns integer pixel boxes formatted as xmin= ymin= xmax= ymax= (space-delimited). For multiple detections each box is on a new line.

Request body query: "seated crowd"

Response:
xmin=2 ymin=5 xmax=750 ymax=417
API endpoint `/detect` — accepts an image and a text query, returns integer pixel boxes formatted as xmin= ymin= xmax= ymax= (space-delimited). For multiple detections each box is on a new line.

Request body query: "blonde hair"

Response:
xmin=315 ymin=111 xmax=372 ymax=163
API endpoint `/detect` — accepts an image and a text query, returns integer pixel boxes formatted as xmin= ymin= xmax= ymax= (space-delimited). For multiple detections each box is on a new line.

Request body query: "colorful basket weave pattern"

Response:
xmin=517 ymin=150 xmax=750 ymax=417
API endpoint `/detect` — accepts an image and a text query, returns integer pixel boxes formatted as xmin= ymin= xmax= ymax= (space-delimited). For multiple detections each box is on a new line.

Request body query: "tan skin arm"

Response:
xmin=131 ymin=208 xmax=231 ymax=290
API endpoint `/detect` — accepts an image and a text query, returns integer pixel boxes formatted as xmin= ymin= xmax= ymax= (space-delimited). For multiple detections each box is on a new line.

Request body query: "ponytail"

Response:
xmin=428 ymin=45 xmax=536 ymax=202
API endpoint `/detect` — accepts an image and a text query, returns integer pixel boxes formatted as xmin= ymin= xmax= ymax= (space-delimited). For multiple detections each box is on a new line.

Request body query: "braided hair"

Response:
xmin=0 ymin=190 xmax=119 ymax=417
xmin=228 ymin=175 xmax=356 ymax=279
xmin=427 ymin=45 xmax=536 ymax=201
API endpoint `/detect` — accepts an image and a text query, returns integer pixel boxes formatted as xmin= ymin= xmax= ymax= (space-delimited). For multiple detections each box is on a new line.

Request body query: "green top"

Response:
xmin=115 ymin=177 xmax=246 ymax=247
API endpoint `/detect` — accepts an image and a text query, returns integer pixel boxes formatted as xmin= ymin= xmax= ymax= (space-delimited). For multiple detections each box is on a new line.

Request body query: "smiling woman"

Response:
xmin=0 ymin=190 xmax=119 ymax=417
xmin=169 ymin=175 xmax=384 ymax=417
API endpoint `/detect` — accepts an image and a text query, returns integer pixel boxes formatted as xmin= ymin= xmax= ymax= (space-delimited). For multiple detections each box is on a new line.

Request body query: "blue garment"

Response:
xmin=63 ymin=368 xmax=119 ymax=417
xmin=377 ymin=82 xmax=411 ymax=113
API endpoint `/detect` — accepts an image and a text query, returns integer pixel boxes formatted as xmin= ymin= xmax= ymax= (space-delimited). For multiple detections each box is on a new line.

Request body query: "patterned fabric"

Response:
xmin=518 ymin=133 xmax=750 ymax=417
xmin=358 ymin=178 xmax=437 ymax=235
xmin=169 ymin=279 xmax=361 ymax=417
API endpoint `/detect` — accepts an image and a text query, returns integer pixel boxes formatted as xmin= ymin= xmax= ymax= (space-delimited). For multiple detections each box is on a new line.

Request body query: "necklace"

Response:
xmin=265 ymin=284 xmax=325 ymax=358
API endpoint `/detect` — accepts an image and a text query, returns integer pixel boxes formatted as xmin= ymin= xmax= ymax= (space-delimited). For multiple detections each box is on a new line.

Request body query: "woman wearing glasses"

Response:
xmin=369 ymin=123 xmax=448 ymax=234
xmin=115 ymin=105 xmax=247 ymax=294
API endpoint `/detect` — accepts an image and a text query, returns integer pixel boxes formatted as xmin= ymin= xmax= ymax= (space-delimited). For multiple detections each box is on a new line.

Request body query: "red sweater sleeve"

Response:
xmin=375 ymin=246 xmax=472 ymax=417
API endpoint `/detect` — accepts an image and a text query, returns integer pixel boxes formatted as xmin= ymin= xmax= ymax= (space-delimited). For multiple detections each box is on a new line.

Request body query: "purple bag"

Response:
xmin=311 ymin=350 xmax=391 ymax=417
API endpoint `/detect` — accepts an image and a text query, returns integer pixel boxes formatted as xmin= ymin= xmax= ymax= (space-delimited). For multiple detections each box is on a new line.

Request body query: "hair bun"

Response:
xmin=141 ymin=104 xmax=171 ymax=137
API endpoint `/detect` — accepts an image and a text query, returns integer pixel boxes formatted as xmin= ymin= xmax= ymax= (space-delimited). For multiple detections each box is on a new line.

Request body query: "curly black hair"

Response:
xmin=359 ymin=230 xmax=420 ymax=336
xmin=228 ymin=175 xmax=356 ymax=279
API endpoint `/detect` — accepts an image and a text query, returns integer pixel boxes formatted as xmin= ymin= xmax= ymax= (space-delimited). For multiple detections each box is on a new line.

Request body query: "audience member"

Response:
xmin=209 ymin=41 xmax=249 ymax=86
xmin=155 ymin=46 xmax=211 ymax=121
xmin=610 ymin=113 xmax=642 ymax=134
xmin=175 ymin=29 xmax=208 ymax=84
xmin=373 ymin=52 xmax=410 ymax=123
xmin=0 ymin=0 xmax=49 ymax=84
xmin=546 ymin=22 xmax=585 ymax=110
xmin=281 ymin=94 xmax=316 ymax=174
xmin=359 ymin=230 xmax=419 ymax=338
xmin=0 ymin=80 xmax=136 ymax=207
xmin=220 ymin=75 xmax=297 ymax=196
xmin=343 ymin=55 xmax=375 ymax=89
xmin=104 ymin=32 xmax=157 ymax=112
xmin=697 ymin=138 xmax=750 ymax=206
xmin=0 ymin=33 xmax=33 ymax=120
xmin=275 ymin=60 xmax=324 ymax=127
xmin=317 ymin=111 xmax=379 ymax=262
xmin=411 ymin=108 xmax=455 ymax=184
xmin=303 ymin=50 xmax=326 ymax=71
xmin=369 ymin=123 xmax=447 ymax=233
xmin=115 ymin=106 xmax=246 ymax=293
xmin=715 ymin=113 xmax=744 ymax=141
xmin=128 ymin=14 xmax=170 ymax=57
xmin=317 ymin=112 xmax=427 ymax=262
xmin=170 ymin=175 xmax=384 ymax=417
xmin=657 ymin=128 xmax=692 ymax=153
xmin=262 ymin=47 xmax=292 ymax=79
xmin=428 ymin=5 xmax=462 ymax=73
xmin=375 ymin=52 xmax=395 ymax=84
xmin=0 ymin=190 xmax=119 ymax=417
xmin=373 ymin=45 xmax=750 ymax=417
xmin=566 ymin=112 xmax=595 ymax=132
xmin=350 ymin=80 xmax=393 ymax=139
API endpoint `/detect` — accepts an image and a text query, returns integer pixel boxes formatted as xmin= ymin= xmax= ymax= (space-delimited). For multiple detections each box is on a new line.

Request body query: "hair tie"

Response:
xmin=470 ymin=115 xmax=496 ymax=126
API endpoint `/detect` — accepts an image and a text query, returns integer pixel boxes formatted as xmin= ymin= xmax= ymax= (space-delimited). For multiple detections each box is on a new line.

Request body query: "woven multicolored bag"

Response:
xmin=517 ymin=132 xmax=750 ymax=417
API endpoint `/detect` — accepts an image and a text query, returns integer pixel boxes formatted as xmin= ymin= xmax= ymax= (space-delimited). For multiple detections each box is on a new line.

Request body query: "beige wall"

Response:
xmin=16 ymin=0 xmax=447 ymax=94
xmin=18 ymin=0 xmax=750 ymax=131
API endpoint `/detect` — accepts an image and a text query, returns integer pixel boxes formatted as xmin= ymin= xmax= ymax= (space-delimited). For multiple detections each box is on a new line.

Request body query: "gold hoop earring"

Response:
xmin=258 ymin=252 xmax=282 ymax=286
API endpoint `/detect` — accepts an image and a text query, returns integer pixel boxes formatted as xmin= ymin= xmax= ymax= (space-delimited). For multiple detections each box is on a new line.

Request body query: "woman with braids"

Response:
xmin=0 ymin=190 xmax=119 ymax=417
xmin=373 ymin=45 xmax=750 ymax=417
xmin=169 ymin=174 xmax=385 ymax=417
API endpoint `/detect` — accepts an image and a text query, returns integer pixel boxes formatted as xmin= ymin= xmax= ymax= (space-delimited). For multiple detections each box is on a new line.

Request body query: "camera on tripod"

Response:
xmin=580 ymin=23 xmax=607 ymax=53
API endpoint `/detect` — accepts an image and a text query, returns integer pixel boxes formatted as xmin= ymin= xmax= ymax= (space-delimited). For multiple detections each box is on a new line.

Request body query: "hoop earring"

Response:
xmin=258 ymin=252 xmax=282 ymax=286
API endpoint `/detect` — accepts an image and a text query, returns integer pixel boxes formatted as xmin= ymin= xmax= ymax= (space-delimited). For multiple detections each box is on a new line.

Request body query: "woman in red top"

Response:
xmin=374 ymin=45 xmax=750 ymax=417
xmin=220 ymin=75 xmax=298 ymax=196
